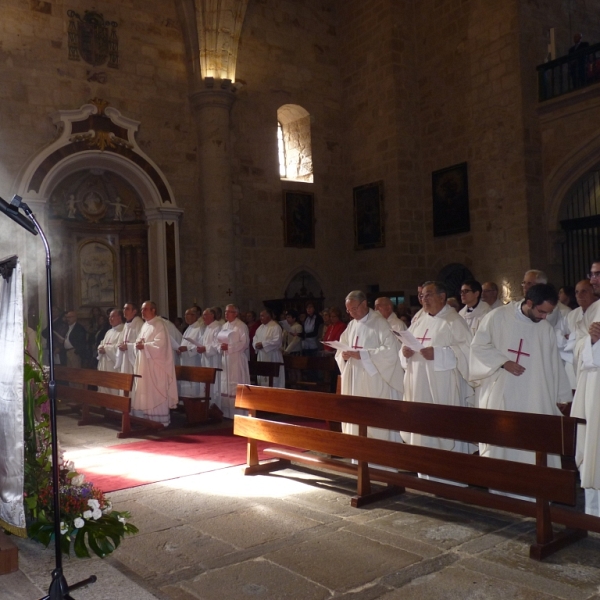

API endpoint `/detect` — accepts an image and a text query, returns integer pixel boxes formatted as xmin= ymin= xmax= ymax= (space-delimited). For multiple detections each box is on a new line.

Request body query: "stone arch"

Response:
xmin=546 ymin=131 xmax=600 ymax=228
xmin=277 ymin=104 xmax=313 ymax=182
xmin=283 ymin=267 xmax=323 ymax=300
xmin=14 ymin=101 xmax=183 ymax=321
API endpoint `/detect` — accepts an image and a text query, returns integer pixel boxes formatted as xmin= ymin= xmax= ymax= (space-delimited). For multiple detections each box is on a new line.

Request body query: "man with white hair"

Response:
xmin=97 ymin=308 xmax=124 ymax=395
xmin=335 ymin=290 xmax=404 ymax=443
xmin=481 ymin=281 xmax=503 ymax=310
xmin=253 ymin=308 xmax=285 ymax=388
xmin=571 ymin=260 xmax=600 ymax=515
xmin=374 ymin=296 xmax=407 ymax=336
xmin=218 ymin=304 xmax=250 ymax=418
xmin=134 ymin=301 xmax=178 ymax=426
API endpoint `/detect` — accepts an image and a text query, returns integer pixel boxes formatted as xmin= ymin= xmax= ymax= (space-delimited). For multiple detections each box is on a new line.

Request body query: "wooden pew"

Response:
xmin=54 ymin=365 xmax=163 ymax=438
xmin=175 ymin=365 xmax=221 ymax=425
xmin=233 ymin=385 xmax=594 ymax=560
xmin=283 ymin=354 xmax=339 ymax=393
xmin=248 ymin=361 xmax=284 ymax=387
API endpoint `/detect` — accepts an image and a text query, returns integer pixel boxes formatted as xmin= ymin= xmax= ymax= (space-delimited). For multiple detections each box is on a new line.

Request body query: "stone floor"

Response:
xmin=3 ymin=410 xmax=600 ymax=600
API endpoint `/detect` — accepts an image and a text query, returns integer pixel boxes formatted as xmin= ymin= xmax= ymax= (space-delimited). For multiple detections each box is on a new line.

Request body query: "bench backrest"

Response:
xmin=175 ymin=365 xmax=219 ymax=384
xmin=234 ymin=385 xmax=578 ymax=457
xmin=55 ymin=366 xmax=135 ymax=393
xmin=283 ymin=354 xmax=337 ymax=371
xmin=248 ymin=361 xmax=284 ymax=378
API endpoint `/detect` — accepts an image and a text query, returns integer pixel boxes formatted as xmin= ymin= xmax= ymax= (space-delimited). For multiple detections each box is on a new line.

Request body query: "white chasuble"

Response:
xmin=470 ymin=302 xmax=571 ymax=468
xmin=571 ymin=301 xmax=600 ymax=493
xmin=253 ymin=321 xmax=285 ymax=388
xmin=133 ymin=316 xmax=178 ymax=426
xmin=335 ymin=309 xmax=404 ymax=442
xmin=201 ymin=321 xmax=222 ymax=407
xmin=97 ymin=323 xmax=124 ymax=395
xmin=219 ymin=318 xmax=250 ymax=418
xmin=401 ymin=304 xmax=473 ymax=452
xmin=178 ymin=323 xmax=204 ymax=397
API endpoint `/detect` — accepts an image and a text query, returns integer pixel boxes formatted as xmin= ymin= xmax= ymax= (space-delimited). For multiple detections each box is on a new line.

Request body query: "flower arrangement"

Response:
xmin=22 ymin=330 xmax=138 ymax=558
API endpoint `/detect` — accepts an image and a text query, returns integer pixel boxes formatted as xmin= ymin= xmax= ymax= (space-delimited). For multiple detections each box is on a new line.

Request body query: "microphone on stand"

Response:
xmin=0 ymin=196 xmax=38 ymax=236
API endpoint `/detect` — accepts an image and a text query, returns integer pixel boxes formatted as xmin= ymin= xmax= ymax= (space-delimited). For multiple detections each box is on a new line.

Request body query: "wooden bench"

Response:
xmin=233 ymin=385 xmax=599 ymax=560
xmin=175 ymin=365 xmax=220 ymax=425
xmin=248 ymin=361 xmax=284 ymax=387
xmin=283 ymin=354 xmax=339 ymax=393
xmin=54 ymin=365 xmax=163 ymax=438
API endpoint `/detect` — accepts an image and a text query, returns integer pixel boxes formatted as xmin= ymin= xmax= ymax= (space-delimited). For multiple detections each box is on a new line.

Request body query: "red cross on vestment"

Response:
xmin=507 ymin=339 xmax=530 ymax=364
xmin=352 ymin=336 xmax=363 ymax=350
xmin=416 ymin=329 xmax=431 ymax=344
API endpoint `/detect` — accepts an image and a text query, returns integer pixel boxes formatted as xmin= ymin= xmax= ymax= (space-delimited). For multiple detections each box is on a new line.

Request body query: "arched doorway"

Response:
xmin=14 ymin=99 xmax=183 ymax=324
xmin=559 ymin=169 xmax=600 ymax=285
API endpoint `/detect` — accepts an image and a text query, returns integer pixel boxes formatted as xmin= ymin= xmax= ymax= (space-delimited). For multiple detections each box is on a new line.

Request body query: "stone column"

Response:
xmin=146 ymin=205 xmax=183 ymax=318
xmin=190 ymin=79 xmax=237 ymax=308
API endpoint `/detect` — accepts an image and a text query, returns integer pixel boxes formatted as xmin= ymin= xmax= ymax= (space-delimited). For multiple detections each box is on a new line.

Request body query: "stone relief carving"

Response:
xmin=79 ymin=242 xmax=116 ymax=306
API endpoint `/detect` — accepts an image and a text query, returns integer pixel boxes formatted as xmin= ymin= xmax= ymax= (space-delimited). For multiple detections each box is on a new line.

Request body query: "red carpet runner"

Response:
xmin=73 ymin=421 xmax=325 ymax=492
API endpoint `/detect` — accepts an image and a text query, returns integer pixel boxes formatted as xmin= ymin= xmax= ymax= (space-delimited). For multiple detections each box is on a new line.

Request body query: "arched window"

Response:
xmin=276 ymin=104 xmax=313 ymax=182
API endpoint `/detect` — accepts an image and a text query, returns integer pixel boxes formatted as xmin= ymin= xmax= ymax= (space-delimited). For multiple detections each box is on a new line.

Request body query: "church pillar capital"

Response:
xmin=189 ymin=78 xmax=238 ymax=112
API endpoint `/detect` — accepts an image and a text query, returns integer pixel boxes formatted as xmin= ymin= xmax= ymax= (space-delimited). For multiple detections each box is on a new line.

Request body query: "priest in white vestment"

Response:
xmin=97 ymin=309 xmax=124 ymax=394
xmin=133 ymin=301 xmax=178 ymax=426
xmin=401 ymin=281 xmax=473 ymax=465
xmin=116 ymin=303 xmax=144 ymax=404
xmin=482 ymin=282 xmax=504 ymax=311
xmin=470 ymin=284 xmax=572 ymax=472
xmin=458 ymin=280 xmax=490 ymax=335
xmin=253 ymin=309 xmax=285 ymax=387
xmin=177 ymin=307 xmax=205 ymax=398
xmin=162 ymin=314 xmax=183 ymax=366
xmin=558 ymin=280 xmax=597 ymax=388
xmin=375 ymin=296 xmax=407 ymax=337
xmin=334 ymin=290 xmax=404 ymax=443
xmin=218 ymin=304 xmax=250 ymax=418
xmin=571 ymin=262 xmax=600 ymax=515
xmin=196 ymin=308 xmax=222 ymax=409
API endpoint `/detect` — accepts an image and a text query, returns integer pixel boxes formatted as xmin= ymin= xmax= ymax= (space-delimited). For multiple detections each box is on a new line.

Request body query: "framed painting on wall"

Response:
xmin=78 ymin=240 xmax=117 ymax=307
xmin=432 ymin=162 xmax=470 ymax=237
xmin=283 ymin=190 xmax=315 ymax=248
xmin=354 ymin=181 xmax=385 ymax=250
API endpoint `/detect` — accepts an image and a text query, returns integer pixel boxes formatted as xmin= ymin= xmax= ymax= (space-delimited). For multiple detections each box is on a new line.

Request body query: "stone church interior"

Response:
xmin=1 ymin=0 xmax=600 ymax=324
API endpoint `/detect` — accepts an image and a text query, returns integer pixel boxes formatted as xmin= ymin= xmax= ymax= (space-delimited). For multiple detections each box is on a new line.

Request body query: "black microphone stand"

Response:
xmin=6 ymin=195 xmax=96 ymax=599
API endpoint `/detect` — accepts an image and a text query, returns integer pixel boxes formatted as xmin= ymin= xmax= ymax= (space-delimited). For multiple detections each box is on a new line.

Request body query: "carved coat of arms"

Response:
xmin=67 ymin=10 xmax=119 ymax=68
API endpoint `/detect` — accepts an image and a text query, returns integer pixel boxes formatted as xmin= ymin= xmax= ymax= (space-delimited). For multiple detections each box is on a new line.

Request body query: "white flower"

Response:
xmin=87 ymin=499 xmax=100 ymax=511
xmin=74 ymin=517 xmax=85 ymax=529
xmin=92 ymin=507 xmax=102 ymax=520
xmin=102 ymin=502 xmax=113 ymax=515
xmin=71 ymin=474 xmax=85 ymax=486
xmin=118 ymin=516 xmax=126 ymax=525
xmin=83 ymin=510 xmax=92 ymax=520
xmin=66 ymin=460 xmax=75 ymax=471
xmin=60 ymin=522 xmax=68 ymax=535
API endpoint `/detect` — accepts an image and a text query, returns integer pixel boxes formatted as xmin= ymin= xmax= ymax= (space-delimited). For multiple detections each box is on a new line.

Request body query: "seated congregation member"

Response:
xmin=470 ymin=284 xmax=571 ymax=474
xmin=458 ymin=279 xmax=490 ymax=335
xmin=133 ymin=301 xmax=178 ymax=426
xmin=218 ymin=304 xmax=250 ymax=418
xmin=336 ymin=290 xmax=404 ymax=443
xmin=401 ymin=281 xmax=473 ymax=481
xmin=481 ymin=281 xmax=504 ymax=310
xmin=301 ymin=303 xmax=322 ymax=356
xmin=374 ymin=296 xmax=407 ymax=335
xmin=321 ymin=307 xmax=346 ymax=353
xmin=253 ymin=308 xmax=285 ymax=387
xmin=97 ymin=309 xmax=124 ymax=394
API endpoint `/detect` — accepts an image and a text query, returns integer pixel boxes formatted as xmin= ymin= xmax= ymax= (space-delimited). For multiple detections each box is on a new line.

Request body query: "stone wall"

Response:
xmin=232 ymin=0 xmax=348 ymax=311
xmin=0 ymin=0 xmax=197 ymax=316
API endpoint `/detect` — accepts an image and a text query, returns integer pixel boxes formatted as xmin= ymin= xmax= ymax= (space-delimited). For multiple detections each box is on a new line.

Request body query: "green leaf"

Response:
xmin=74 ymin=529 xmax=91 ymax=559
